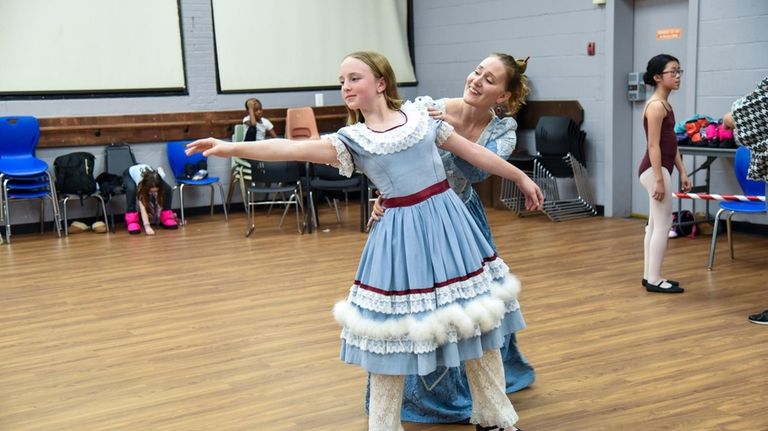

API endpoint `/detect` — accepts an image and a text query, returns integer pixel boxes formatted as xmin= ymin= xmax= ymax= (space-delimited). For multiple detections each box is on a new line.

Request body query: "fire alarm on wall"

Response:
xmin=587 ymin=42 xmax=596 ymax=56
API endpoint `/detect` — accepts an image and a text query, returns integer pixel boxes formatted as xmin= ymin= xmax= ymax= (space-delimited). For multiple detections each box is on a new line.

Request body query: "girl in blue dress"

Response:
xmin=367 ymin=53 xmax=536 ymax=424
xmin=187 ymin=51 xmax=542 ymax=431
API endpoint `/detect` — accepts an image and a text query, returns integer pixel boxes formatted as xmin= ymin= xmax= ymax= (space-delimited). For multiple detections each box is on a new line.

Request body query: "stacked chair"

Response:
xmin=533 ymin=116 xmax=596 ymax=221
xmin=0 ymin=116 xmax=62 ymax=243
xmin=499 ymin=115 xmax=596 ymax=221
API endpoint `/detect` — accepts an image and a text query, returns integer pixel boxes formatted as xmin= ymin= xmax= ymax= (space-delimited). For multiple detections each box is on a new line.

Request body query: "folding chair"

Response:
xmin=102 ymin=143 xmax=137 ymax=232
xmin=707 ymin=146 xmax=767 ymax=269
xmin=245 ymin=160 xmax=305 ymax=236
xmin=305 ymin=162 xmax=362 ymax=228
xmin=166 ymin=140 xmax=228 ymax=225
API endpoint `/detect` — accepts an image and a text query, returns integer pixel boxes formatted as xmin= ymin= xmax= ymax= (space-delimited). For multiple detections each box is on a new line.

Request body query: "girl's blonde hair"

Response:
xmin=492 ymin=53 xmax=531 ymax=115
xmin=137 ymin=169 xmax=164 ymax=212
xmin=343 ymin=51 xmax=402 ymax=125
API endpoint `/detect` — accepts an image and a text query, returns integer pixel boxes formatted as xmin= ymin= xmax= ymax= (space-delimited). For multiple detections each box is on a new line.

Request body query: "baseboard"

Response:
xmin=2 ymin=203 xmax=241 ymax=236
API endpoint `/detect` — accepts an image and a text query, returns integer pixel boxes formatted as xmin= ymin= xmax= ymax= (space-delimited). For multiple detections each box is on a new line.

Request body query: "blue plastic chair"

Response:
xmin=707 ymin=146 xmax=767 ymax=269
xmin=0 ymin=116 xmax=61 ymax=243
xmin=166 ymin=140 xmax=228 ymax=225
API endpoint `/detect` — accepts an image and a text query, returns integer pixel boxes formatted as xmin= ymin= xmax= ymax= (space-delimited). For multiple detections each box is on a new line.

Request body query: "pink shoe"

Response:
xmin=704 ymin=123 xmax=719 ymax=147
xmin=718 ymin=125 xmax=735 ymax=148
xmin=160 ymin=209 xmax=178 ymax=229
xmin=125 ymin=211 xmax=141 ymax=235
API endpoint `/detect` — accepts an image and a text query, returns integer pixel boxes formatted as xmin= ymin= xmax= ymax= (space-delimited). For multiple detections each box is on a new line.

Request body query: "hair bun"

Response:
xmin=642 ymin=71 xmax=654 ymax=86
xmin=516 ymin=56 xmax=530 ymax=74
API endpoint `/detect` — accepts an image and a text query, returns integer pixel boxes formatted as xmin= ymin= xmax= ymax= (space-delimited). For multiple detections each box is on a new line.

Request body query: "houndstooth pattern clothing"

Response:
xmin=732 ymin=76 xmax=768 ymax=181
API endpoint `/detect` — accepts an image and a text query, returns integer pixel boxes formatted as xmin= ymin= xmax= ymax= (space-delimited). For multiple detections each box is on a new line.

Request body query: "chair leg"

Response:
xmin=94 ymin=194 xmax=110 ymax=233
xmin=726 ymin=211 xmax=735 ymax=260
xmin=46 ymin=173 xmax=62 ymax=237
xmin=62 ymin=196 xmax=71 ymax=236
xmin=309 ymin=191 xmax=318 ymax=228
xmin=179 ymin=184 xmax=186 ymax=226
xmin=296 ymin=186 xmax=306 ymax=234
xmin=226 ymin=169 xmax=238 ymax=213
xmin=39 ymin=198 xmax=45 ymax=234
xmin=278 ymin=195 xmax=293 ymax=227
xmin=707 ymin=208 xmax=726 ymax=270
xmin=209 ymin=184 xmax=215 ymax=216
xmin=245 ymin=190 xmax=255 ymax=237
xmin=332 ymin=198 xmax=341 ymax=223
xmin=2 ymin=180 xmax=10 ymax=243
xmin=217 ymin=183 xmax=229 ymax=221
xmin=239 ymin=174 xmax=247 ymax=213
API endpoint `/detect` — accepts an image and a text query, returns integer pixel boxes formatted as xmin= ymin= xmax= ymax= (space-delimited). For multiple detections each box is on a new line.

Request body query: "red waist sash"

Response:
xmin=380 ymin=179 xmax=450 ymax=208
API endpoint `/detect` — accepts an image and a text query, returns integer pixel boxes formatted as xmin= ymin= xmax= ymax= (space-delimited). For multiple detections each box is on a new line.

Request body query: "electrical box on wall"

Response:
xmin=627 ymin=72 xmax=647 ymax=102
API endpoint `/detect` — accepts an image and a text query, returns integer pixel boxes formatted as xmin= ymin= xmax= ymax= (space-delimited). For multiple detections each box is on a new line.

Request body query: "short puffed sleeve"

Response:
xmin=324 ymin=133 xmax=355 ymax=177
xmin=435 ymin=121 xmax=455 ymax=147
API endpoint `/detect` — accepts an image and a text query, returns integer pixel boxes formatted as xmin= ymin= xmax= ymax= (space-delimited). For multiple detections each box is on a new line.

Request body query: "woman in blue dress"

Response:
xmin=367 ymin=53 xmax=536 ymax=424
xmin=187 ymin=51 xmax=543 ymax=431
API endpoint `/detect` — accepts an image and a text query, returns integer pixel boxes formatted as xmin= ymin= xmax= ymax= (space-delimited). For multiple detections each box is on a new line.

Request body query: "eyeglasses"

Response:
xmin=661 ymin=69 xmax=684 ymax=76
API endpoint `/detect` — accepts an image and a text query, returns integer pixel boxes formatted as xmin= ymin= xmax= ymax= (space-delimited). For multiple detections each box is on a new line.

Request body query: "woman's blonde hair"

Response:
xmin=343 ymin=51 xmax=402 ymax=125
xmin=492 ymin=53 xmax=531 ymax=115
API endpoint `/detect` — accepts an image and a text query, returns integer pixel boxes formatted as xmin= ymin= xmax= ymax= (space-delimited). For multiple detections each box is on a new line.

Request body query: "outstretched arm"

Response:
xmin=441 ymin=132 xmax=543 ymax=210
xmin=138 ymin=201 xmax=155 ymax=236
xmin=186 ymin=137 xmax=339 ymax=165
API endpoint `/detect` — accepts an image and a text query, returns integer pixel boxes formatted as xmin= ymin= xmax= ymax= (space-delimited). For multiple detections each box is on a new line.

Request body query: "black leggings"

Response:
xmin=122 ymin=170 xmax=173 ymax=213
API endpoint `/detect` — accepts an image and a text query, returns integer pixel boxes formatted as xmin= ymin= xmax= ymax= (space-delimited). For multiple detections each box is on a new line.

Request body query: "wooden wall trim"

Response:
xmin=36 ymin=100 xmax=582 ymax=149
xmin=513 ymin=100 xmax=584 ymax=130
xmin=37 ymin=106 xmax=349 ymax=148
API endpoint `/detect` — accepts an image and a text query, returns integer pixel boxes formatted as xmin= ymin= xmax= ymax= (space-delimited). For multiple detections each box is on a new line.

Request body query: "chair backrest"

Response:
xmin=535 ymin=116 xmax=574 ymax=156
xmin=248 ymin=160 xmax=302 ymax=184
xmin=311 ymin=163 xmax=347 ymax=181
xmin=734 ymin=146 xmax=765 ymax=196
xmin=104 ymin=143 xmax=137 ymax=175
xmin=285 ymin=107 xmax=319 ymax=140
xmin=232 ymin=124 xmax=247 ymax=142
xmin=166 ymin=140 xmax=197 ymax=178
xmin=0 ymin=116 xmax=40 ymax=159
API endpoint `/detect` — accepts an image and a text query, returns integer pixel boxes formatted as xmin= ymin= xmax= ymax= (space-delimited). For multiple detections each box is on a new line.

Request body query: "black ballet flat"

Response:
xmin=476 ymin=426 xmax=523 ymax=431
xmin=645 ymin=280 xmax=684 ymax=294
xmin=642 ymin=278 xmax=679 ymax=287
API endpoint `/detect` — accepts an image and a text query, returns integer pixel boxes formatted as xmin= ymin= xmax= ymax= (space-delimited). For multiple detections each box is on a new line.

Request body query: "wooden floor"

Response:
xmin=1 ymin=206 xmax=767 ymax=431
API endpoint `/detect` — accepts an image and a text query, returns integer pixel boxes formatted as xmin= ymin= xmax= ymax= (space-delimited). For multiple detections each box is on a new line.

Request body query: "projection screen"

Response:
xmin=211 ymin=0 xmax=416 ymax=92
xmin=0 ymin=0 xmax=185 ymax=96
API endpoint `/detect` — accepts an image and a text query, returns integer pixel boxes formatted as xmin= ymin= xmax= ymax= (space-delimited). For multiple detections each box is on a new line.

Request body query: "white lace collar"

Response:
xmin=342 ymin=101 xmax=430 ymax=155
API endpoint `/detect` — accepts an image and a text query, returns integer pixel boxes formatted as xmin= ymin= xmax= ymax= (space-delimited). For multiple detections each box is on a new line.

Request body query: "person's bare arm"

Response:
xmin=440 ymin=132 xmax=543 ymax=210
xmin=186 ymin=137 xmax=339 ymax=165
xmin=138 ymin=201 xmax=155 ymax=236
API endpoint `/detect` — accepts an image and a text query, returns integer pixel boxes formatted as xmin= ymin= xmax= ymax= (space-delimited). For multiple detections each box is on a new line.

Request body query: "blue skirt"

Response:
xmin=334 ymin=186 xmax=522 ymax=376
xmin=363 ymin=187 xmax=535 ymax=423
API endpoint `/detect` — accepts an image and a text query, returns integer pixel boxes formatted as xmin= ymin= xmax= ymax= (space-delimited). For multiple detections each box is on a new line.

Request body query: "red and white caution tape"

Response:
xmin=674 ymin=192 xmax=765 ymax=202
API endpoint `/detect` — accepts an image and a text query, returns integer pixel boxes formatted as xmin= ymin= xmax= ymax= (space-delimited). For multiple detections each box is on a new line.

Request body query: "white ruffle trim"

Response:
xmin=414 ymin=95 xmax=455 ymax=147
xmin=324 ymin=133 xmax=354 ymax=177
xmin=334 ymin=274 xmax=521 ymax=355
xmin=348 ymin=258 xmax=511 ymax=314
xmin=342 ymin=102 xmax=431 ymax=155
xmin=436 ymin=121 xmax=454 ymax=147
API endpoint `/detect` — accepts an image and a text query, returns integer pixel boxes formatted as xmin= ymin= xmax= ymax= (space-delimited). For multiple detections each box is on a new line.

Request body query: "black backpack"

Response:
xmin=54 ymin=152 xmax=97 ymax=199
xmin=671 ymin=210 xmax=698 ymax=238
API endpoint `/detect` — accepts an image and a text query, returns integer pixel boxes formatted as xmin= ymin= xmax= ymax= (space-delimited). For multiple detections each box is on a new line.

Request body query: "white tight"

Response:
xmin=640 ymin=168 xmax=673 ymax=284
xmin=368 ymin=350 xmax=518 ymax=431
